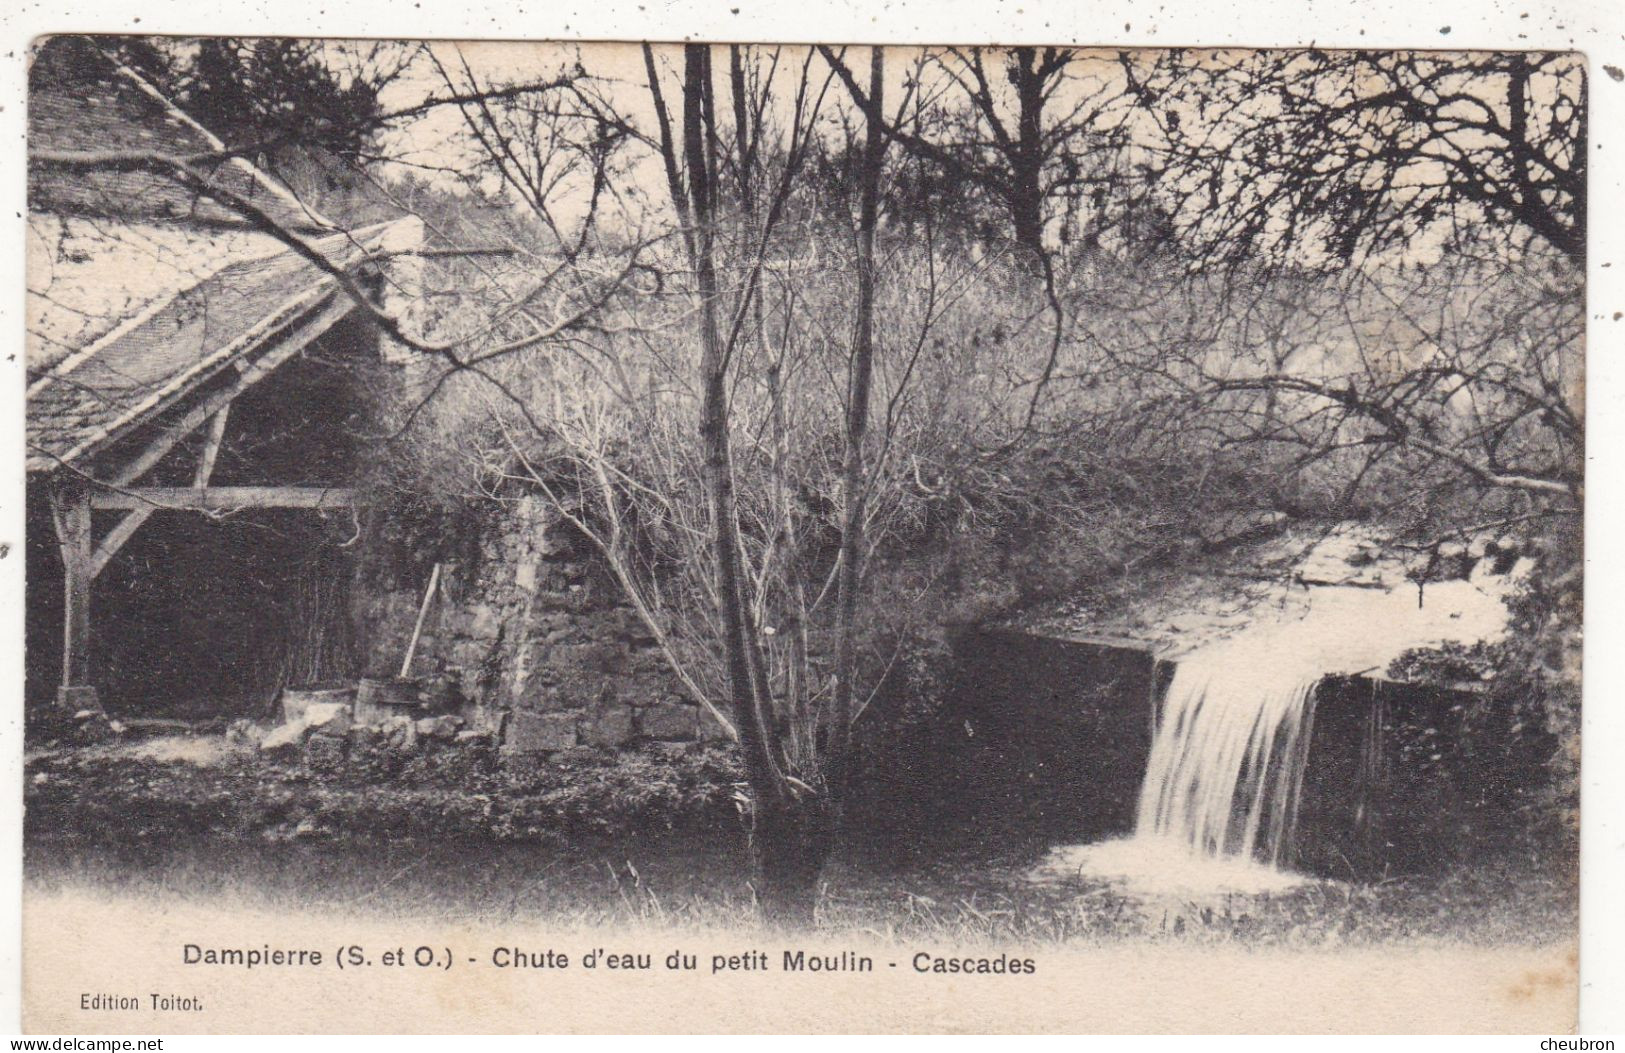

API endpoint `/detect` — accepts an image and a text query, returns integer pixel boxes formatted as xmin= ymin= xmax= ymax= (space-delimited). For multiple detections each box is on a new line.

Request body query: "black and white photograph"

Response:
xmin=8 ymin=12 xmax=1610 ymax=1034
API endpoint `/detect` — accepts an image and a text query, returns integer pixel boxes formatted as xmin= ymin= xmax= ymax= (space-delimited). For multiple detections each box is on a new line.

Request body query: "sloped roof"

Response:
xmin=27 ymin=220 xmax=411 ymax=472
xmin=28 ymin=36 xmax=333 ymax=234
xmin=27 ymin=217 xmax=300 ymax=377
xmin=25 ymin=36 xmax=421 ymax=474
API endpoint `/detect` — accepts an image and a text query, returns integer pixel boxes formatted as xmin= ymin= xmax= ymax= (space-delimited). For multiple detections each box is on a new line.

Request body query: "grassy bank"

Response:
xmin=23 ymin=735 xmax=1576 ymax=947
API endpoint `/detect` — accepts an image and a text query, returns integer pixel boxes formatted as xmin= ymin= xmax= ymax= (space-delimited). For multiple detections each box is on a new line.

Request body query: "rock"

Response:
xmin=304 ymin=734 xmax=346 ymax=766
xmin=1435 ymin=541 xmax=1472 ymax=580
xmin=282 ymin=686 xmax=356 ymax=726
xmin=1489 ymin=536 xmax=1523 ymax=575
xmin=552 ymin=641 xmax=627 ymax=674
xmin=305 ymin=702 xmax=352 ymax=737
xmin=73 ymin=719 xmax=114 ymax=745
xmin=503 ymin=711 xmax=579 ymax=753
xmin=616 ymin=607 xmax=657 ymax=644
xmin=645 ymin=740 xmax=695 ymax=761
xmin=638 ymin=704 xmax=699 ymax=741
xmin=467 ymin=604 xmax=504 ymax=639
xmin=418 ymin=674 xmax=460 ymax=712
xmin=581 ymin=706 xmax=634 ymax=747
xmin=415 ymin=715 xmax=462 ymax=740
xmin=380 ymin=715 xmax=419 ymax=752
xmin=553 ymin=671 xmax=612 ymax=710
xmin=533 ymin=589 xmax=578 ymax=612
xmin=226 ymin=719 xmax=265 ymax=747
xmin=1350 ymin=539 xmax=1382 ymax=563
xmin=260 ymin=719 xmax=309 ymax=754
xmin=699 ymin=708 xmax=734 ymax=743
xmin=454 ymin=730 xmax=490 ymax=745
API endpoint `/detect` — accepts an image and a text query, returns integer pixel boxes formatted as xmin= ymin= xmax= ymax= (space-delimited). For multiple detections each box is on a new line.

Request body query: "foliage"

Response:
xmin=1388 ymin=641 xmax=1496 ymax=686
xmin=1385 ymin=516 xmax=1582 ymax=835
xmin=99 ymin=36 xmax=410 ymax=165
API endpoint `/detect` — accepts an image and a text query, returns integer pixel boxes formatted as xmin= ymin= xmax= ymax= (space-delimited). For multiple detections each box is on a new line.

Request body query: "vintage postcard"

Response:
xmin=11 ymin=21 xmax=1601 ymax=1034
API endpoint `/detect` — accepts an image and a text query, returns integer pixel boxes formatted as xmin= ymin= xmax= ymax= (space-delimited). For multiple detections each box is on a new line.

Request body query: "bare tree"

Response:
xmin=459 ymin=44 xmax=1057 ymax=918
xmin=635 ymin=43 xmax=891 ymax=918
xmin=1111 ymin=48 xmax=1586 ymax=532
xmin=1143 ymin=49 xmax=1586 ymax=267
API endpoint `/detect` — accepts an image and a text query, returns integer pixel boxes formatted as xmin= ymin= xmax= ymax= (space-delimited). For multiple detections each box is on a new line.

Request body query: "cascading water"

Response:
xmin=1135 ymin=637 xmax=1322 ymax=868
xmin=1033 ymin=569 xmax=1514 ymax=896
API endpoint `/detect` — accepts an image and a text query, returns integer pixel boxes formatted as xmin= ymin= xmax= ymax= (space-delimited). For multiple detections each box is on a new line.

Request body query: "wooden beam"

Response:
xmin=92 ymin=513 xmax=150 ymax=582
xmin=90 ymin=486 xmax=357 ymax=511
xmin=90 ymin=406 xmax=231 ymax=579
xmin=193 ymin=403 xmax=231 ymax=482
xmin=47 ymin=479 xmax=99 ymax=711
xmin=111 ymin=292 xmax=354 ymax=487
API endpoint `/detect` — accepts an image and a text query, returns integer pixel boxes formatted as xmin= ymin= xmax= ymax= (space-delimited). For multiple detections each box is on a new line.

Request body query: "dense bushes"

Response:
xmin=1384 ymin=515 xmax=1582 ymax=841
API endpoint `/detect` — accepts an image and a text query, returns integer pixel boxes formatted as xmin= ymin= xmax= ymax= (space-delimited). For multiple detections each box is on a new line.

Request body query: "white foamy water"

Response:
xmin=1139 ymin=634 xmax=1322 ymax=866
xmin=1034 ymin=835 xmax=1313 ymax=896
xmin=1042 ymin=573 xmax=1513 ymax=896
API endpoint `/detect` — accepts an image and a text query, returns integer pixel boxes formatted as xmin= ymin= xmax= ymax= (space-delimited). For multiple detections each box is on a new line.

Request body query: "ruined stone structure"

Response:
xmin=353 ymin=496 xmax=731 ymax=755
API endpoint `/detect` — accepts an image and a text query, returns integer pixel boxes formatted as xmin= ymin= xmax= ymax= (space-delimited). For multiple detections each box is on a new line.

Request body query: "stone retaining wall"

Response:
xmin=353 ymin=496 xmax=729 ymax=756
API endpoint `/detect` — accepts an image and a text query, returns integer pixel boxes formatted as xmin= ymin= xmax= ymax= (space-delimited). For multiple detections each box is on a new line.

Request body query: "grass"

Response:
xmin=23 ymin=735 xmax=1576 ymax=947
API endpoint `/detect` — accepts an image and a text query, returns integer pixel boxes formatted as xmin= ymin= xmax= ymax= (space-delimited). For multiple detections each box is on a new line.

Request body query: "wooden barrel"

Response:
xmin=354 ymin=677 xmax=424 ymax=724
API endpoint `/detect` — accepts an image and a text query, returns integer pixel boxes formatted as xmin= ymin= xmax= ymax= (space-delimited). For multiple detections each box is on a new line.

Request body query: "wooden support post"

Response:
xmin=48 ymin=478 xmax=99 ymax=712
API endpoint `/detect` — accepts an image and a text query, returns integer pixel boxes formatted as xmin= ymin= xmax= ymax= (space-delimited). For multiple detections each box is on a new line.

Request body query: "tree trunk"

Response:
xmin=1008 ymin=47 xmax=1048 ymax=263
xmin=828 ymin=47 xmax=886 ymax=794
xmin=678 ymin=47 xmax=822 ymax=923
xmin=681 ymin=45 xmax=787 ymax=803
xmin=665 ymin=45 xmax=863 ymax=925
xmin=751 ymin=793 xmax=835 ymax=925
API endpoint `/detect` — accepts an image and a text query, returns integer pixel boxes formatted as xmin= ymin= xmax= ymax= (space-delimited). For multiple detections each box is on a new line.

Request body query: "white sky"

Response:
xmin=368 ymin=42 xmax=1159 ymax=242
xmin=351 ymin=41 xmax=1575 ymax=270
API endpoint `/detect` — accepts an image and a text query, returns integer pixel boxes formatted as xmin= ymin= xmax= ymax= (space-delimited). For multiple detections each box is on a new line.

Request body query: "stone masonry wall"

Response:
xmin=353 ymin=496 xmax=730 ymax=756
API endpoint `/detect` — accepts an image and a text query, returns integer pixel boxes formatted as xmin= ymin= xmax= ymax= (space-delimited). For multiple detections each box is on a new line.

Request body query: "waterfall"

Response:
xmin=1134 ymin=637 xmax=1321 ymax=867
xmin=1031 ymin=565 xmax=1514 ymax=895
xmin=1031 ymin=629 xmax=1330 ymax=894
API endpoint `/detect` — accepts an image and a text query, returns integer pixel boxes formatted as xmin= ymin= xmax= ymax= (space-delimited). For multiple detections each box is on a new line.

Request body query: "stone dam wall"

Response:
xmin=345 ymin=498 xmax=1552 ymax=874
xmin=934 ymin=628 xmax=1554 ymax=877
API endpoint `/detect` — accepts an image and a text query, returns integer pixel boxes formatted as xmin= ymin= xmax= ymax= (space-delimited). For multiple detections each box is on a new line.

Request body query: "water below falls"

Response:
xmin=1035 ymin=575 xmax=1514 ymax=896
